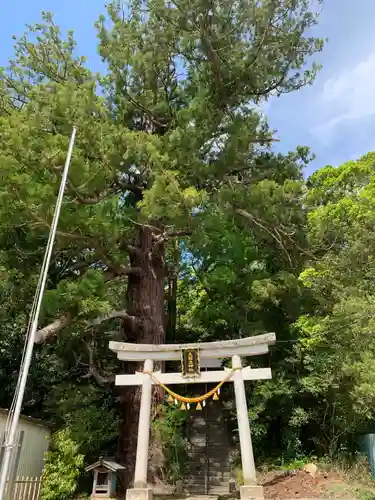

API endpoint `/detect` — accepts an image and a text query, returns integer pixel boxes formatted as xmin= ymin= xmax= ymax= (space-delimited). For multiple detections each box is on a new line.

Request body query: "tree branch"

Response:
xmin=68 ymin=176 xmax=144 ymax=205
xmin=235 ymin=208 xmax=293 ymax=266
xmin=27 ymin=209 xmax=143 ymax=276
xmin=167 ymin=230 xmax=192 ymax=238
xmin=68 ymin=179 xmax=122 ymax=205
xmin=35 ymin=313 xmax=72 ymax=343
xmin=88 ymin=310 xmax=133 ymax=326
xmin=35 ymin=308 xmax=139 ymax=344
xmin=83 ymin=340 xmax=115 ymax=385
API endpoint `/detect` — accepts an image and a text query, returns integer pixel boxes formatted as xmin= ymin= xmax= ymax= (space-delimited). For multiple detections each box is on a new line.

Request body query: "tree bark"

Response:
xmin=167 ymin=239 xmax=179 ymax=342
xmin=117 ymin=226 xmax=165 ymax=487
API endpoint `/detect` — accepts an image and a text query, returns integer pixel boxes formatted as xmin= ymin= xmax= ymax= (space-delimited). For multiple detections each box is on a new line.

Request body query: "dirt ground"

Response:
xmin=263 ymin=469 xmax=375 ymax=499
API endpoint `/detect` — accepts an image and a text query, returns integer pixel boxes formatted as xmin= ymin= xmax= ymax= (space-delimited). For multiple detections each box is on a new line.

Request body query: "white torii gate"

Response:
xmin=109 ymin=332 xmax=276 ymax=500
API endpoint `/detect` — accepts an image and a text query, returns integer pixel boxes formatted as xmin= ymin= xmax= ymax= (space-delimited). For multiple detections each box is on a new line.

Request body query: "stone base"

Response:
xmin=240 ymin=485 xmax=264 ymax=500
xmin=126 ymin=488 xmax=153 ymax=500
xmin=91 ymin=496 xmax=120 ymax=499
xmin=91 ymin=497 xmax=119 ymax=499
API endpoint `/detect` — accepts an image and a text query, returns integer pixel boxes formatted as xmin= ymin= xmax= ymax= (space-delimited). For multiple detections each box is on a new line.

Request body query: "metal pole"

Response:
xmin=7 ymin=430 xmax=24 ymax=499
xmin=0 ymin=127 xmax=77 ymax=500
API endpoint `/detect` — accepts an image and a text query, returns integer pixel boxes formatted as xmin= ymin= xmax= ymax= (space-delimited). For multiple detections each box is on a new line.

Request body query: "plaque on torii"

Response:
xmin=109 ymin=332 xmax=276 ymax=500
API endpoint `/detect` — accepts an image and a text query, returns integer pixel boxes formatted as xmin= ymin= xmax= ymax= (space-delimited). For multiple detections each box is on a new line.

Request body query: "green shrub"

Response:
xmin=152 ymin=403 xmax=188 ymax=482
xmin=41 ymin=429 xmax=84 ymax=500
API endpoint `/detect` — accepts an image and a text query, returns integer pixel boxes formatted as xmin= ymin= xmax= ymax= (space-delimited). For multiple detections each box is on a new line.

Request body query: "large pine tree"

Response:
xmin=0 ymin=0 xmax=324 ymax=482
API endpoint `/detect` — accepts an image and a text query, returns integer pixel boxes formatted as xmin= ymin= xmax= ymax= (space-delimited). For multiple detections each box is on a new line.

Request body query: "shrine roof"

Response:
xmin=85 ymin=458 xmax=125 ymax=472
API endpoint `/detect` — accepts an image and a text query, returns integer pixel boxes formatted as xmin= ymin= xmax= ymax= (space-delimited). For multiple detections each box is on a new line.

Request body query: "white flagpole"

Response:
xmin=0 ymin=126 xmax=77 ymax=500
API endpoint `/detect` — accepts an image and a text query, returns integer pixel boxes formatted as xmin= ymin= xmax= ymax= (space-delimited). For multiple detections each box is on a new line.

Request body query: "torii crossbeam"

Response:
xmin=109 ymin=332 xmax=276 ymax=500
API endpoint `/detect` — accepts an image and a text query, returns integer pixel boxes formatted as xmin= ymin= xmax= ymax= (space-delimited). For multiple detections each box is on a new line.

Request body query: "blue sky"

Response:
xmin=0 ymin=0 xmax=374 ymax=177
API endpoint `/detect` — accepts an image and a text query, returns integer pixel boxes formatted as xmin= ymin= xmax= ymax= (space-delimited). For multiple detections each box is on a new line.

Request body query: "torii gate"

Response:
xmin=109 ymin=332 xmax=276 ymax=500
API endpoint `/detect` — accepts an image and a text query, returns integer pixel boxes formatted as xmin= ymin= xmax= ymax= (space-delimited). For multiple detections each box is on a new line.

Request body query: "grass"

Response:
xmin=213 ymin=454 xmax=375 ymax=499
xmin=317 ymin=454 xmax=375 ymax=500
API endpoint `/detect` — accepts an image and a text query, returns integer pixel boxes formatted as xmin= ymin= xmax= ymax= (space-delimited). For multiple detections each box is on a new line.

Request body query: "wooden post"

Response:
xmin=92 ymin=470 xmax=97 ymax=496
xmin=133 ymin=359 xmax=153 ymax=489
xmin=232 ymin=355 xmax=256 ymax=484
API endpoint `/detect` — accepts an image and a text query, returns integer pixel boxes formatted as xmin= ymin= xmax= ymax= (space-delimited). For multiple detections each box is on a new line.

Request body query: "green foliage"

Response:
xmin=152 ymin=404 xmax=188 ymax=482
xmin=0 ymin=0 xmax=328 ymax=480
xmin=41 ymin=429 xmax=84 ymax=500
xmin=234 ymin=466 xmax=244 ymax=486
xmin=46 ymin=384 xmax=119 ymax=457
xmin=279 ymin=457 xmax=311 ymax=471
xmin=292 ymin=154 xmax=375 ymax=455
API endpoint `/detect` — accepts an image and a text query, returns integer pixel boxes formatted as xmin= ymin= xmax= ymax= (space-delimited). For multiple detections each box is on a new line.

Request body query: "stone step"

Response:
xmin=187 ymin=454 xmax=231 ymax=461
xmin=187 ymin=458 xmax=230 ymax=464
xmin=185 ymin=478 xmax=230 ymax=483
xmin=189 ymin=418 xmax=223 ymax=424
xmin=189 ymin=429 xmax=228 ymax=434
xmin=185 ymin=470 xmax=231 ymax=476
xmin=189 ymin=431 xmax=227 ymax=436
xmin=186 ymin=469 xmax=230 ymax=476
xmin=187 ymin=460 xmax=230 ymax=466
xmin=185 ymin=486 xmax=228 ymax=495
xmin=185 ymin=478 xmax=230 ymax=486
xmin=188 ymin=445 xmax=231 ymax=451
xmin=188 ymin=446 xmax=230 ymax=451
xmin=189 ymin=439 xmax=231 ymax=445
xmin=187 ymin=452 xmax=230 ymax=457
xmin=186 ymin=462 xmax=230 ymax=470
xmin=188 ymin=448 xmax=231 ymax=454
xmin=185 ymin=485 xmax=229 ymax=492
xmin=189 ymin=437 xmax=230 ymax=443
xmin=189 ymin=428 xmax=226 ymax=433
xmin=184 ymin=495 xmax=219 ymax=500
xmin=187 ymin=448 xmax=230 ymax=451
xmin=185 ymin=471 xmax=231 ymax=478
xmin=185 ymin=476 xmax=230 ymax=482
xmin=208 ymin=486 xmax=230 ymax=495
xmin=185 ymin=474 xmax=231 ymax=482
xmin=185 ymin=472 xmax=231 ymax=478
xmin=186 ymin=475 xmax=231 ymax=481
xmin=186 ymin=459 xmax=230 ymax=466
xmin=189 ymin=421 xmax=223 ymax=427
xmin=189 ymin=430 xmax=231 ymax=436
xmin=189 ymin=424 xmax=226 ymax=430
xmin=189 ymin=438 xmax=231 ymax=444
xmin=186 ymin=477 xmax=230 ymax=482
xmin=186 ymin=480 xmax=231 ymax=485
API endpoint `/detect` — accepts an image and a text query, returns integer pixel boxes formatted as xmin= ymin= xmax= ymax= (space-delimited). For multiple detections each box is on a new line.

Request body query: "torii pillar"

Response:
xmin=110 ymin=333 xmax=276 ymax=500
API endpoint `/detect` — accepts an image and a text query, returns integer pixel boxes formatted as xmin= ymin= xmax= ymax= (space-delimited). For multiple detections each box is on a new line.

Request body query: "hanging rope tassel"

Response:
xmin=180 ymin=402 xmax=186 ymax=410
xmin=213 ymin=392 xmax=219 ymax=400
xmin=196 ymin=402 xmax=202 ymax=410
xmin=167 ymin=394 xmax=174 ymax=403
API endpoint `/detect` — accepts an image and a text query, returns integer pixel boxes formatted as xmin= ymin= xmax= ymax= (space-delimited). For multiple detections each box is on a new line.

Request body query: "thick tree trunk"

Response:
xmin=166 ymin=239 xmax=179 ymax=342
xmin=117 ymin=226 xmax=165 ymax=487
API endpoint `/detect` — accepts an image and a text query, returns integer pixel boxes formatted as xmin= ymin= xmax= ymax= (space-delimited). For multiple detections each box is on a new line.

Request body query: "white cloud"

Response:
xmin=313 ymin=49 xmax=375 ymax=137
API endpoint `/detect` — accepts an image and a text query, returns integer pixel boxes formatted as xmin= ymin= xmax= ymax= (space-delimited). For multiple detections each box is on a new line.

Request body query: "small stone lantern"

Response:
xmin=86 ymin=457 xmax=125 ymax=499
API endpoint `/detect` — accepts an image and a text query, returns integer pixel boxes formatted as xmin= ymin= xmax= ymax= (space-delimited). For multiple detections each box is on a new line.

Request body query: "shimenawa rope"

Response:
xmin=143 ymin=367 xmax=241 ymax=410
